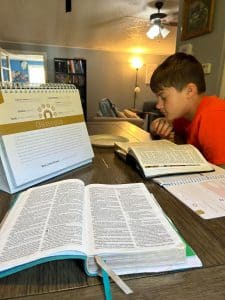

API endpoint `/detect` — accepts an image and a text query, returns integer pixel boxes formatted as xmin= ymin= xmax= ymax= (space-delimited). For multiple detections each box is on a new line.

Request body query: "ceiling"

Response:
xmin=0 ymin=0 xmax=180 ymax=55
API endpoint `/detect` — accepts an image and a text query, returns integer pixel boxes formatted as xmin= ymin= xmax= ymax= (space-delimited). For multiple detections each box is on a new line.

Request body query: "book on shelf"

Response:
xmin=115 ymin=140 xmax=214 ymax=178
xmin=68 ymin=59 xmax=75 ymax=73
xmin=153 ymin=165 xmax=225 ymax=219
xmin=0 ymin=84 xmax=93 ymax=193
xmin=0 ymin=180 xmax=202 ymax=278
xmin=54 ymin=59 xmax=68 ymax=73
xmin=74 ymin=59 xmax=84 ymax=74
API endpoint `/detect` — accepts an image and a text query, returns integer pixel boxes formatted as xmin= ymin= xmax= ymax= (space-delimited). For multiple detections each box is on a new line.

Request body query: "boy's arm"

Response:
xmin=150 ymin=118 xmax=174 ymax=141
xmin=150 ymin=117 xmax=188 ymax=144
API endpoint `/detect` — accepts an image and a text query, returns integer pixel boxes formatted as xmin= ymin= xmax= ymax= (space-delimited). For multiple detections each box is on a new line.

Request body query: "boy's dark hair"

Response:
xmin=150 ymin=52 xmax=206 ymax=94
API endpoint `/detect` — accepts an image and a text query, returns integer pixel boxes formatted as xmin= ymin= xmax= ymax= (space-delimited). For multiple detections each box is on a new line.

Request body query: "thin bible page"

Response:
xmin=132 ymin=144 xmax=208 ymax=167
xmin=0 ymin=179 xmax=86 ymax=273
xmin=85 ymin=183 xmax=184 ymax=253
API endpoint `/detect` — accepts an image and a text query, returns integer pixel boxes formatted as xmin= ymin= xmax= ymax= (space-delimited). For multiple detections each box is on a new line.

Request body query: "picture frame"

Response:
xmin=181 ymin=0 xmax=215 ymax=41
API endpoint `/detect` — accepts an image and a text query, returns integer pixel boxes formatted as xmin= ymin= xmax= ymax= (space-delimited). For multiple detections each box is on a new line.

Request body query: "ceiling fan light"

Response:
xmin=146 ymin=24 xmax=160 ymax=39
xmin=161 ymin=26 xmax=170 ymax=38
xmin=146 ymin=21 xmax=170 ymax=39
xmin=147 ymin=1 xmax=172 ymax=40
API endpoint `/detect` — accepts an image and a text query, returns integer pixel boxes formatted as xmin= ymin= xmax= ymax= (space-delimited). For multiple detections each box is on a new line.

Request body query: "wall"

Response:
xmin=0 ymin=42 xmax=167 ymax=119
xmin=176 ymin=0 xmax=225 ymax=95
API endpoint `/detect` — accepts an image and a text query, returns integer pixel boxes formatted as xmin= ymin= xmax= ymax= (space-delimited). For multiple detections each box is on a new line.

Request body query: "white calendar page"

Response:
xmin=0 ymin=86 xmax=94 ymax=193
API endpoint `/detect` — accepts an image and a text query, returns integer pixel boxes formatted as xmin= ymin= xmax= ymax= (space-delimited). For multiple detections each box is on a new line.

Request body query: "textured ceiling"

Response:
xmin=0 ymin=0 xmax=180 ymax=55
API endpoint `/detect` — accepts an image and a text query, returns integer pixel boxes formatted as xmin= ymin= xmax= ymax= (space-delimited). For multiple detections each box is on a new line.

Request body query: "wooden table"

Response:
xmin=1 ymin=121 xmax=225 ymax=300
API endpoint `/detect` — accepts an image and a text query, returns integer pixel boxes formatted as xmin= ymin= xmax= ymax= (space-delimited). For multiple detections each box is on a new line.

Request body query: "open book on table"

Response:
xmin=114 ymin=140 xmax=214 ymax=178
xmin=153 ymin=165 xmax=225 ymax=219
xmin=0 ymin=180 xmax=201 ymax=279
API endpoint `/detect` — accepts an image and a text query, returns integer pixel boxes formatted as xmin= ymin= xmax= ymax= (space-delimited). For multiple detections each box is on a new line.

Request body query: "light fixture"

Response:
xmin=131 ymin=58 xmax=143 ymax=109
xmin=146 ymin=19 xmax=170 ymax=39
xmin=146 ymin=1 xmax=170 ymax=40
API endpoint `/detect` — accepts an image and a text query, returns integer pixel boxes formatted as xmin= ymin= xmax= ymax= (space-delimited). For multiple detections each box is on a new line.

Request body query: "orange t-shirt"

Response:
xmin=186 ymin=95 xmax=225 ymax=165
xmin=173 ymin=117 xmax=190 ymax=141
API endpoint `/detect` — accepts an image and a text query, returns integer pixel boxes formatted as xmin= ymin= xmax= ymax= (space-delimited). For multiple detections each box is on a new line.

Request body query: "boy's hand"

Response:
xmin=150 ymin=117 xmax=174 ymax=140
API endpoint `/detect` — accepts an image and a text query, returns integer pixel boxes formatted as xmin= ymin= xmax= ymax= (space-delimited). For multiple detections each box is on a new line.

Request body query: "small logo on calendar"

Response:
xmin=37 ymin=104 xmax=57 ymax=119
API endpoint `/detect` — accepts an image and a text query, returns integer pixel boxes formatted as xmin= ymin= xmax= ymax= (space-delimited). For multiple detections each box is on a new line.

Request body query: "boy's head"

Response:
xmin=150 ymin=52 xmax=206 ymax=94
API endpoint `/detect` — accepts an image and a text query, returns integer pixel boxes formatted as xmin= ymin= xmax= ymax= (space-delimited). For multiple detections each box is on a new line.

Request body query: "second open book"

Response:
xmin=115 ymin=140 xmax=214 ymax=178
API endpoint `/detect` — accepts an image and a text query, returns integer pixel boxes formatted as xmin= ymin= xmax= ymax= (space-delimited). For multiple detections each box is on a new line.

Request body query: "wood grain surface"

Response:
xmin=0 ymin=121 xmax=225 ymax=300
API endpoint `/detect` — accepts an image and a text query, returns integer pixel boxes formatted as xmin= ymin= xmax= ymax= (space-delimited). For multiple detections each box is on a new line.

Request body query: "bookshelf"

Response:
xmin=54 ymin=58 xmax=87 ymax=119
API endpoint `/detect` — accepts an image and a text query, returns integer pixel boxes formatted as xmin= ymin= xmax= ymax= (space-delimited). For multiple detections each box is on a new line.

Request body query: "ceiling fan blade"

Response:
xmin=161 ymin=12 xmax=178 ymax=26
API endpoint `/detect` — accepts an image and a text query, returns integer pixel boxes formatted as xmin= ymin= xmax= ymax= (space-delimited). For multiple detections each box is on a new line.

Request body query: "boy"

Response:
xmin=150 ymin=52 xmax=225 ymax=166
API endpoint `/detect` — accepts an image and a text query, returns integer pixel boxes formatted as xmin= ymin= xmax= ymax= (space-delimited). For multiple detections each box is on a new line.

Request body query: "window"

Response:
xmin=0 ymin=49 xmax=47 ymax=84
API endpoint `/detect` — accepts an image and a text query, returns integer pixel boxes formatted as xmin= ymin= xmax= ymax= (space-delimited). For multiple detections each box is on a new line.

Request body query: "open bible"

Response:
xmin=0 ymin=180 xmax=201 ymax=278
xmin=115 ymin=140 xmax=214 ymax=178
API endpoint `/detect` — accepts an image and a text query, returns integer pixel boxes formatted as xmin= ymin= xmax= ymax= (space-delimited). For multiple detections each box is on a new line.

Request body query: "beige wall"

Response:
xmin=0 ymin=42 xmax=168 ymax=119
xmin=176 ymin=0 xmax=225 ymax=96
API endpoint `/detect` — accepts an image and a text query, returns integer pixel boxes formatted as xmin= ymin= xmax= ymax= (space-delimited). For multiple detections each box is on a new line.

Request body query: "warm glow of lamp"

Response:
xmin=131 ymin=57 xmax=143 ymax=69
xmin=130 ymin=48 xmax=145 ymax=54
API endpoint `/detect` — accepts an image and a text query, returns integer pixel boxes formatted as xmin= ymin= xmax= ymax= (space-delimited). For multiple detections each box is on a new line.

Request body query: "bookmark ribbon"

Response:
xmin=94 ymin=256 xmax=133 ymax=297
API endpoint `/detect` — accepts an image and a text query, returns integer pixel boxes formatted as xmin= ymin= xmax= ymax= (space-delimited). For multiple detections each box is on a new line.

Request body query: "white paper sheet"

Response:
xmin=154 ymin=167 xmax=225 ymax=219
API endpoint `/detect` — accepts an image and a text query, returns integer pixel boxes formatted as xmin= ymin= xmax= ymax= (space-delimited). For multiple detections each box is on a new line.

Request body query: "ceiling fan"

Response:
xmin=150 ymin=1 xmax=167 ymax=21
xmin=146 ymin=0 xmax=173 ymax=39
xmin=88 ymin=0 xmax=178 ymax=35
xmin=146 ymin=0 xmax=178 ymax=26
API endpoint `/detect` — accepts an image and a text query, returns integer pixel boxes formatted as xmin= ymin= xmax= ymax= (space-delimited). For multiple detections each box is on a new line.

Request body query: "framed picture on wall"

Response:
xmin=181 ymin=0 xmax=215 ymax=41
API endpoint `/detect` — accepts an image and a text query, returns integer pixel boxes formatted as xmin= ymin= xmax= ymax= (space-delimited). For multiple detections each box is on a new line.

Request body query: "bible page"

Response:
xmin=130 ymin=143 xmax=209 ymax=168
xmin=84 ymin=183 xmax=186 ymax=274
xmin=0 ymin=179 xmax=87 ymax=274
xmin=115 ymin=139 xmax=173 ymax=154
